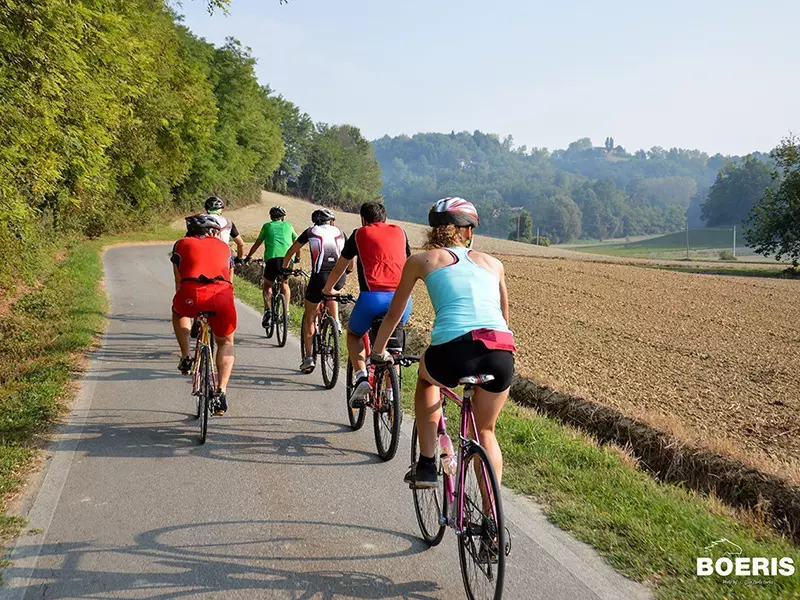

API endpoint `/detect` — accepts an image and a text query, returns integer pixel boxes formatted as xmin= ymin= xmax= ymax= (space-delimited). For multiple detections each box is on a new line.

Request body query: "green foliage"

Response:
xmin=374 ymin=132 xmax=761 ymax=244
xmin=299 ymin=124 xmax=382 ymax=211
xmin=745 ymin=136 xmax=800 ymax=268
xmin=0 ymin=1 xmax=288 ymax=292
xmin=268 ymin=94 xmax=314 ymax=194
xmin=508 ymin=209 xmax=533 ymax=241
xmin=718 ymin=250 xmax=736 ymax=261
xmin=702 ymin=155 xmax=775 ymax=227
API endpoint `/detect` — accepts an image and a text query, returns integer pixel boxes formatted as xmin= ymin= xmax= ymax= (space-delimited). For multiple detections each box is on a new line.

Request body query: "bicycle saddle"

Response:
xmin=459 ymin=374 xmax=495 ymax=386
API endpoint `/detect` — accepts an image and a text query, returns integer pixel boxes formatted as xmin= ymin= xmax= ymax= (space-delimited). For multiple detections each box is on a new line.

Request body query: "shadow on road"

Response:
xmin=58 ymin=414 xmax=381 ymax=467
xmin=6 ymin=520 xmax=439 ymax=599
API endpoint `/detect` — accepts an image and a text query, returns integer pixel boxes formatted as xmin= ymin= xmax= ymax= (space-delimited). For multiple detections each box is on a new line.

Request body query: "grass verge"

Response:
xmin=0 ymin=225 xmax=179 ymax=542
xmin=233 ymin=274 xmax=800 ymax=600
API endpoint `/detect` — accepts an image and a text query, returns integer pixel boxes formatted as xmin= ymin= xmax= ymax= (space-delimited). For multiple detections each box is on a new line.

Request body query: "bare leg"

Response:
xmin=172 ymin=312 xmax=192 ymax=357
xmin=347 ymin=329 xmax=366 ymax=373
xmin=282 ymin=280 xmax=291 ymax=307
xmin=470 ymin=387 xmax=508 ymax=484
xmin=328 ymin=299 xmax=338 ymax=322
xmin=215 ymin=333 xmax=235 ymax=391
xmin=415 ymin=356 xmax=443 ymax=459
xmin=262 ymin=279 xmax=274 ymax=312
xmin=302 ymin=301 xmax=318 ymax=358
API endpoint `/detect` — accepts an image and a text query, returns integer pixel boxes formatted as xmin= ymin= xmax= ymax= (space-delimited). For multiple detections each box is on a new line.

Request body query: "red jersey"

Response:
xmin=341 ymin=223 xmax=410 ymax=292
xmin=171 ymin=236 xmax=233 ymax=283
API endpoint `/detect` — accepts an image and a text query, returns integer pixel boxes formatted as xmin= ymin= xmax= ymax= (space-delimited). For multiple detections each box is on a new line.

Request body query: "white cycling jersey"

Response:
xmin=203 ymin=213 xmax=239 ymax=245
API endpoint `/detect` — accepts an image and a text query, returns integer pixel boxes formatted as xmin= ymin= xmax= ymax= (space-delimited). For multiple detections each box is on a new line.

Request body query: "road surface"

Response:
xmin=0 ymin=244 xmax=650 ymax=599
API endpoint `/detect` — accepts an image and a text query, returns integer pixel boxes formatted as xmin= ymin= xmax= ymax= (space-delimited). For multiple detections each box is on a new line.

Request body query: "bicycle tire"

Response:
xmin=457 ymin=442 xmax=506 ymax=600
xmin=345 ymin=362 xmax=366 ymax=430
xmin=276 ymin=294 xmax=288 ymax=347
xmin=199 ymin=346 xmax=210 ymax=445
xmin=410 ymin=422 xmax=446 ymax=546
xmin=299 ymin=311 xmax=307 ymax=361
xmin=373 ymin=364 xmax=402 ymax=461
xmin=320 ymin=316 xmax=339 ymax=389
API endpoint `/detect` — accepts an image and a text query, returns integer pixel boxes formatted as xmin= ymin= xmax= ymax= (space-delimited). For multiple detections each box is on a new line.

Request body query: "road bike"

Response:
xmin=408 ymin=373 xmax=510 ymax=600
xmin=300 ymin=293 xmax=349 ymax=389
xmin=344 ymin=314 xmax=407 ymax=461
xmin=190 ymin=311 xmax=218 ymax=444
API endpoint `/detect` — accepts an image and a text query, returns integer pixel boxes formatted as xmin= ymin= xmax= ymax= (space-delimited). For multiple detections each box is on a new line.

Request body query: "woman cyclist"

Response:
xmin=371 ymin=197 xmax=516 ymax=488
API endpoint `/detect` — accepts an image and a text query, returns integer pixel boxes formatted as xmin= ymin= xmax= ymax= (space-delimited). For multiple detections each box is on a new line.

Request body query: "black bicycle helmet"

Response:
xmin=269 ymin=205 xmax=287 ymax=220
xmin=311 ymin=208 xmax=336 ymax=224
xmin=185 ymin=214 xmax=223 ymax=236
xmin=428 ymin=197 xmax=479 ymax=228
xmin=204 ymin=196 xmax=225 ymax=212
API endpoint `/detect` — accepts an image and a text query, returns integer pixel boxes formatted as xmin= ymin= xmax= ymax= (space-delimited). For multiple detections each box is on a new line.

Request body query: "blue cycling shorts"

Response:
xmin=348 ymin=291 xmax=412 ymax=337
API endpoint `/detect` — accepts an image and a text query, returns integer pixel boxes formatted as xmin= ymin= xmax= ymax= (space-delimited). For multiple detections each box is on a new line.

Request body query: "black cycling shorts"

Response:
xmin=306 ymin=271 xmax=346 ymax=304
xmin=424 ymin=337 xmax=514 ymax=393
xmin=262 ymin=257 xmax=284 ymax=282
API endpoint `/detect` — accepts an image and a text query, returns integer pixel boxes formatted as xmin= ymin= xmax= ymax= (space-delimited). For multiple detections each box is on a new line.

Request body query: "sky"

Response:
xmin=174 ymin=0 xmax=799 ymax=155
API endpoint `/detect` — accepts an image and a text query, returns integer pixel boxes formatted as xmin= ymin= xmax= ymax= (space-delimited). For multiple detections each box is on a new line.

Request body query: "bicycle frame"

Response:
xmin=191 ymin=315 xmax=216 ymax=395
xmin=437 ymin=386 xmax=499 ymax=536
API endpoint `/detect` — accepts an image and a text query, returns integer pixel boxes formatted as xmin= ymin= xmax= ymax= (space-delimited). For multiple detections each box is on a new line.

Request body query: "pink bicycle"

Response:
xmin=408 ymin=371 xmax=510 ymax=600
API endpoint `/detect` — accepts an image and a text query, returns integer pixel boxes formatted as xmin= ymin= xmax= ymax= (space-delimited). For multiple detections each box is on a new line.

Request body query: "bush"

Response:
xmin=719 ymin=250 xmax=736 ymax=261
xmin=535 ymin=236 xmax=551 ymax=247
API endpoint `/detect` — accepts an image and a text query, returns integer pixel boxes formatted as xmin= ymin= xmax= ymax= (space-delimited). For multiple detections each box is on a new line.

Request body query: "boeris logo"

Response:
xmin=696 ymin=538 xmax=795 ymax=577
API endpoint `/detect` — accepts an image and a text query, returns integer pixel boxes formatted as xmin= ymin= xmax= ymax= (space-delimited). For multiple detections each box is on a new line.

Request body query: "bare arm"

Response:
xmin=233 ymin=235 xmax=245 ymax=259
xmin=282 ymin=240 xmax=304 ymax=270
xmin=245 ymin=239 xmax=263 ymax=261
xmin=372 ymin=257 xmax=423 ymax=354
xmin=499 ymin=264 xmax=509 ymax=324
xmin=173 ymin=264 xmax=181 ymax=293
xmin=322 ymin=256 xmax=350 ymax=295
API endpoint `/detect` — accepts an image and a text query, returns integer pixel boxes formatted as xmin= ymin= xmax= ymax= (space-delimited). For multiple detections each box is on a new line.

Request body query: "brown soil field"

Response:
xmin=197 ymin=193 xmax=800 ymax=483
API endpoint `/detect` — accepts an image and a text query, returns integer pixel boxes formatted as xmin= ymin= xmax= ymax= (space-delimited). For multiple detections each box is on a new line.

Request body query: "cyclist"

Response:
xmin=171 ymin=215 xmax=238 ymax=415
xmin=322 ymin=201 xmax=411 ymax=406
xmin=203 ymin=196 xmax=245 ymax=264
xmin=282 ymin=208 xmax=349 ymax=373
xmin=244 ymin=206 xmax=300 ymax=329
xmin=370 ymin=197 xmax=516 ymax=488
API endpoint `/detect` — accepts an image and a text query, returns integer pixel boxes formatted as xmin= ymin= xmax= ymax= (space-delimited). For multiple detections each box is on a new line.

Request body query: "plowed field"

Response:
xmin=220 ymin=193 xmax=800 ymax=483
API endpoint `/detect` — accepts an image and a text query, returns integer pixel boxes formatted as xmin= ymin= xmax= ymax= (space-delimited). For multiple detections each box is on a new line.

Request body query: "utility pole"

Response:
xmin=517 ymin=213 xmax=521 ymax=241
xmin=685 ymin=222 xmax=690 ymax=260
xmin=536 ymin=227 xmax=540 ymax=245
xmin=733 ymin=225 xmax=736 ymax=258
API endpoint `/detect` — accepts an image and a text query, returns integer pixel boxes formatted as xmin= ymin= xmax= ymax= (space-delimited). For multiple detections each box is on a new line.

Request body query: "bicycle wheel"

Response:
xmin=265 ymin=300 xmax=275 ymax=339
xmin=373 ymin=365 xmax=402 ymax=461
xmin=410 ymin=422 xmax=446 ymax=546
xmin=199 ymin=347 xmax=210 ymax=445
xmin=299 ymin=312 xmax=307 ymax=361
xmin=458 ymin=442 xmax=506 ymax=600
xmin=345 ymin=362 xmax=366 ymax=430
xmin=275 ymin=294 xmax=288 ymax=347
xmin=320 ymin=316 xmax=340 ymax=389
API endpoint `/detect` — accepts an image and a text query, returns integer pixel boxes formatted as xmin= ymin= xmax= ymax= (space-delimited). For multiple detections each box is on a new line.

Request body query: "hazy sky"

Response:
xmin=175 ymin=0 xmax=798 ymax=155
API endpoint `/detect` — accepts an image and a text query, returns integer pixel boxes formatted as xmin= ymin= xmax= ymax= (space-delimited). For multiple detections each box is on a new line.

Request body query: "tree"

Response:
xmin=299 ymin=124 xmax=382 ymax=210
xmin=745 ymin=136 xmax=800 ymax=267
xmin=701 ymin=155 xmax=774 ymax=226
xmin=540 ymin=195 xmax=582 ymax=243
xmin=508 ymin=209 xmax=533 ymax=242
xmin=269 ymin=94 xmax=313 ymax=193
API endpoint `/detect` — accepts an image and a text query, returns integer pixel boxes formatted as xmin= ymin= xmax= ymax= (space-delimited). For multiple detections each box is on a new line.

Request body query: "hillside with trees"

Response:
xmin=373 ymin=131 xmax=770 ymax=244
xmin=0 ymin=0 xmax=380 ymax=291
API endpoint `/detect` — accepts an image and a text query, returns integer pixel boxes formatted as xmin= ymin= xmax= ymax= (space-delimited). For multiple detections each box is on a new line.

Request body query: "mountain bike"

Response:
xmin=408 ymin=373 xmax=510 ymax=600
xmin=256 ymin=261 xmax=305 ymax=347
xmin=190 ymin=311 xmax=218 ymax=445
xmin=300 ymin=293 xmax=350 ymax=389
xmin=344 ymin=316 xmax=407 ymax=461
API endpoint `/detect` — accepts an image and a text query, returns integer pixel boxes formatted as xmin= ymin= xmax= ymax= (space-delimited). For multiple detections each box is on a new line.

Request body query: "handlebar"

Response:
xmin=322 ymin=293 xmax=355 ymax=304
xmin=396 ymin=354 xmax=420 ymax=367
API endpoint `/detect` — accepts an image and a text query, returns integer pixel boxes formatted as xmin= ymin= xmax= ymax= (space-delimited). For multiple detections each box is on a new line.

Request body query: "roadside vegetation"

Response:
xmin=233 ymin=273 xmax=800 ymax=599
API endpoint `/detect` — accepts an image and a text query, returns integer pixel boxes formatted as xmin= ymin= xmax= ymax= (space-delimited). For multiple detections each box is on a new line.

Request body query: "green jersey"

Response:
xmin=257 ymin=220 xmax=297 ymax=259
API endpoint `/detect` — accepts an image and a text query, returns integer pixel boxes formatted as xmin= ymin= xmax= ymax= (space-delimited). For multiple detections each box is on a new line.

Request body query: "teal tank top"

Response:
xmin=424 ymin=247 xmax=510 ymax=346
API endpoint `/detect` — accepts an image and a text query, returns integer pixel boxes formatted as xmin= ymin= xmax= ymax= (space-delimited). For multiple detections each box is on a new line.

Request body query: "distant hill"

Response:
xmin=372 ymin=131 xmax=768 ymax=244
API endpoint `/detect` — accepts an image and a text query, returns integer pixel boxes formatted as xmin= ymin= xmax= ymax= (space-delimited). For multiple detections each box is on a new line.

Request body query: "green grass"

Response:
xmin=232 ymin=274 xmax=800 ymax=600
xmin=643 ymin=265 xmax=791 ymax=279
xmin=0 ymin=223 xmax=180 ymax=542
xmin=573 ymin=228 xmax=753 ymax=260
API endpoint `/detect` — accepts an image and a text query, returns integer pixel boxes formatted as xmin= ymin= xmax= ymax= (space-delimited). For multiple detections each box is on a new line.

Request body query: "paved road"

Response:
xmin=0 ymin=245 xmax=650 ymax=599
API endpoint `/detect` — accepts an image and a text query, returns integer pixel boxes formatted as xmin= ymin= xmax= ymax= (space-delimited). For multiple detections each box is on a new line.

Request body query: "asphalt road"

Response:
xmin=0 ymin=244 xmax=650 ymax=600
